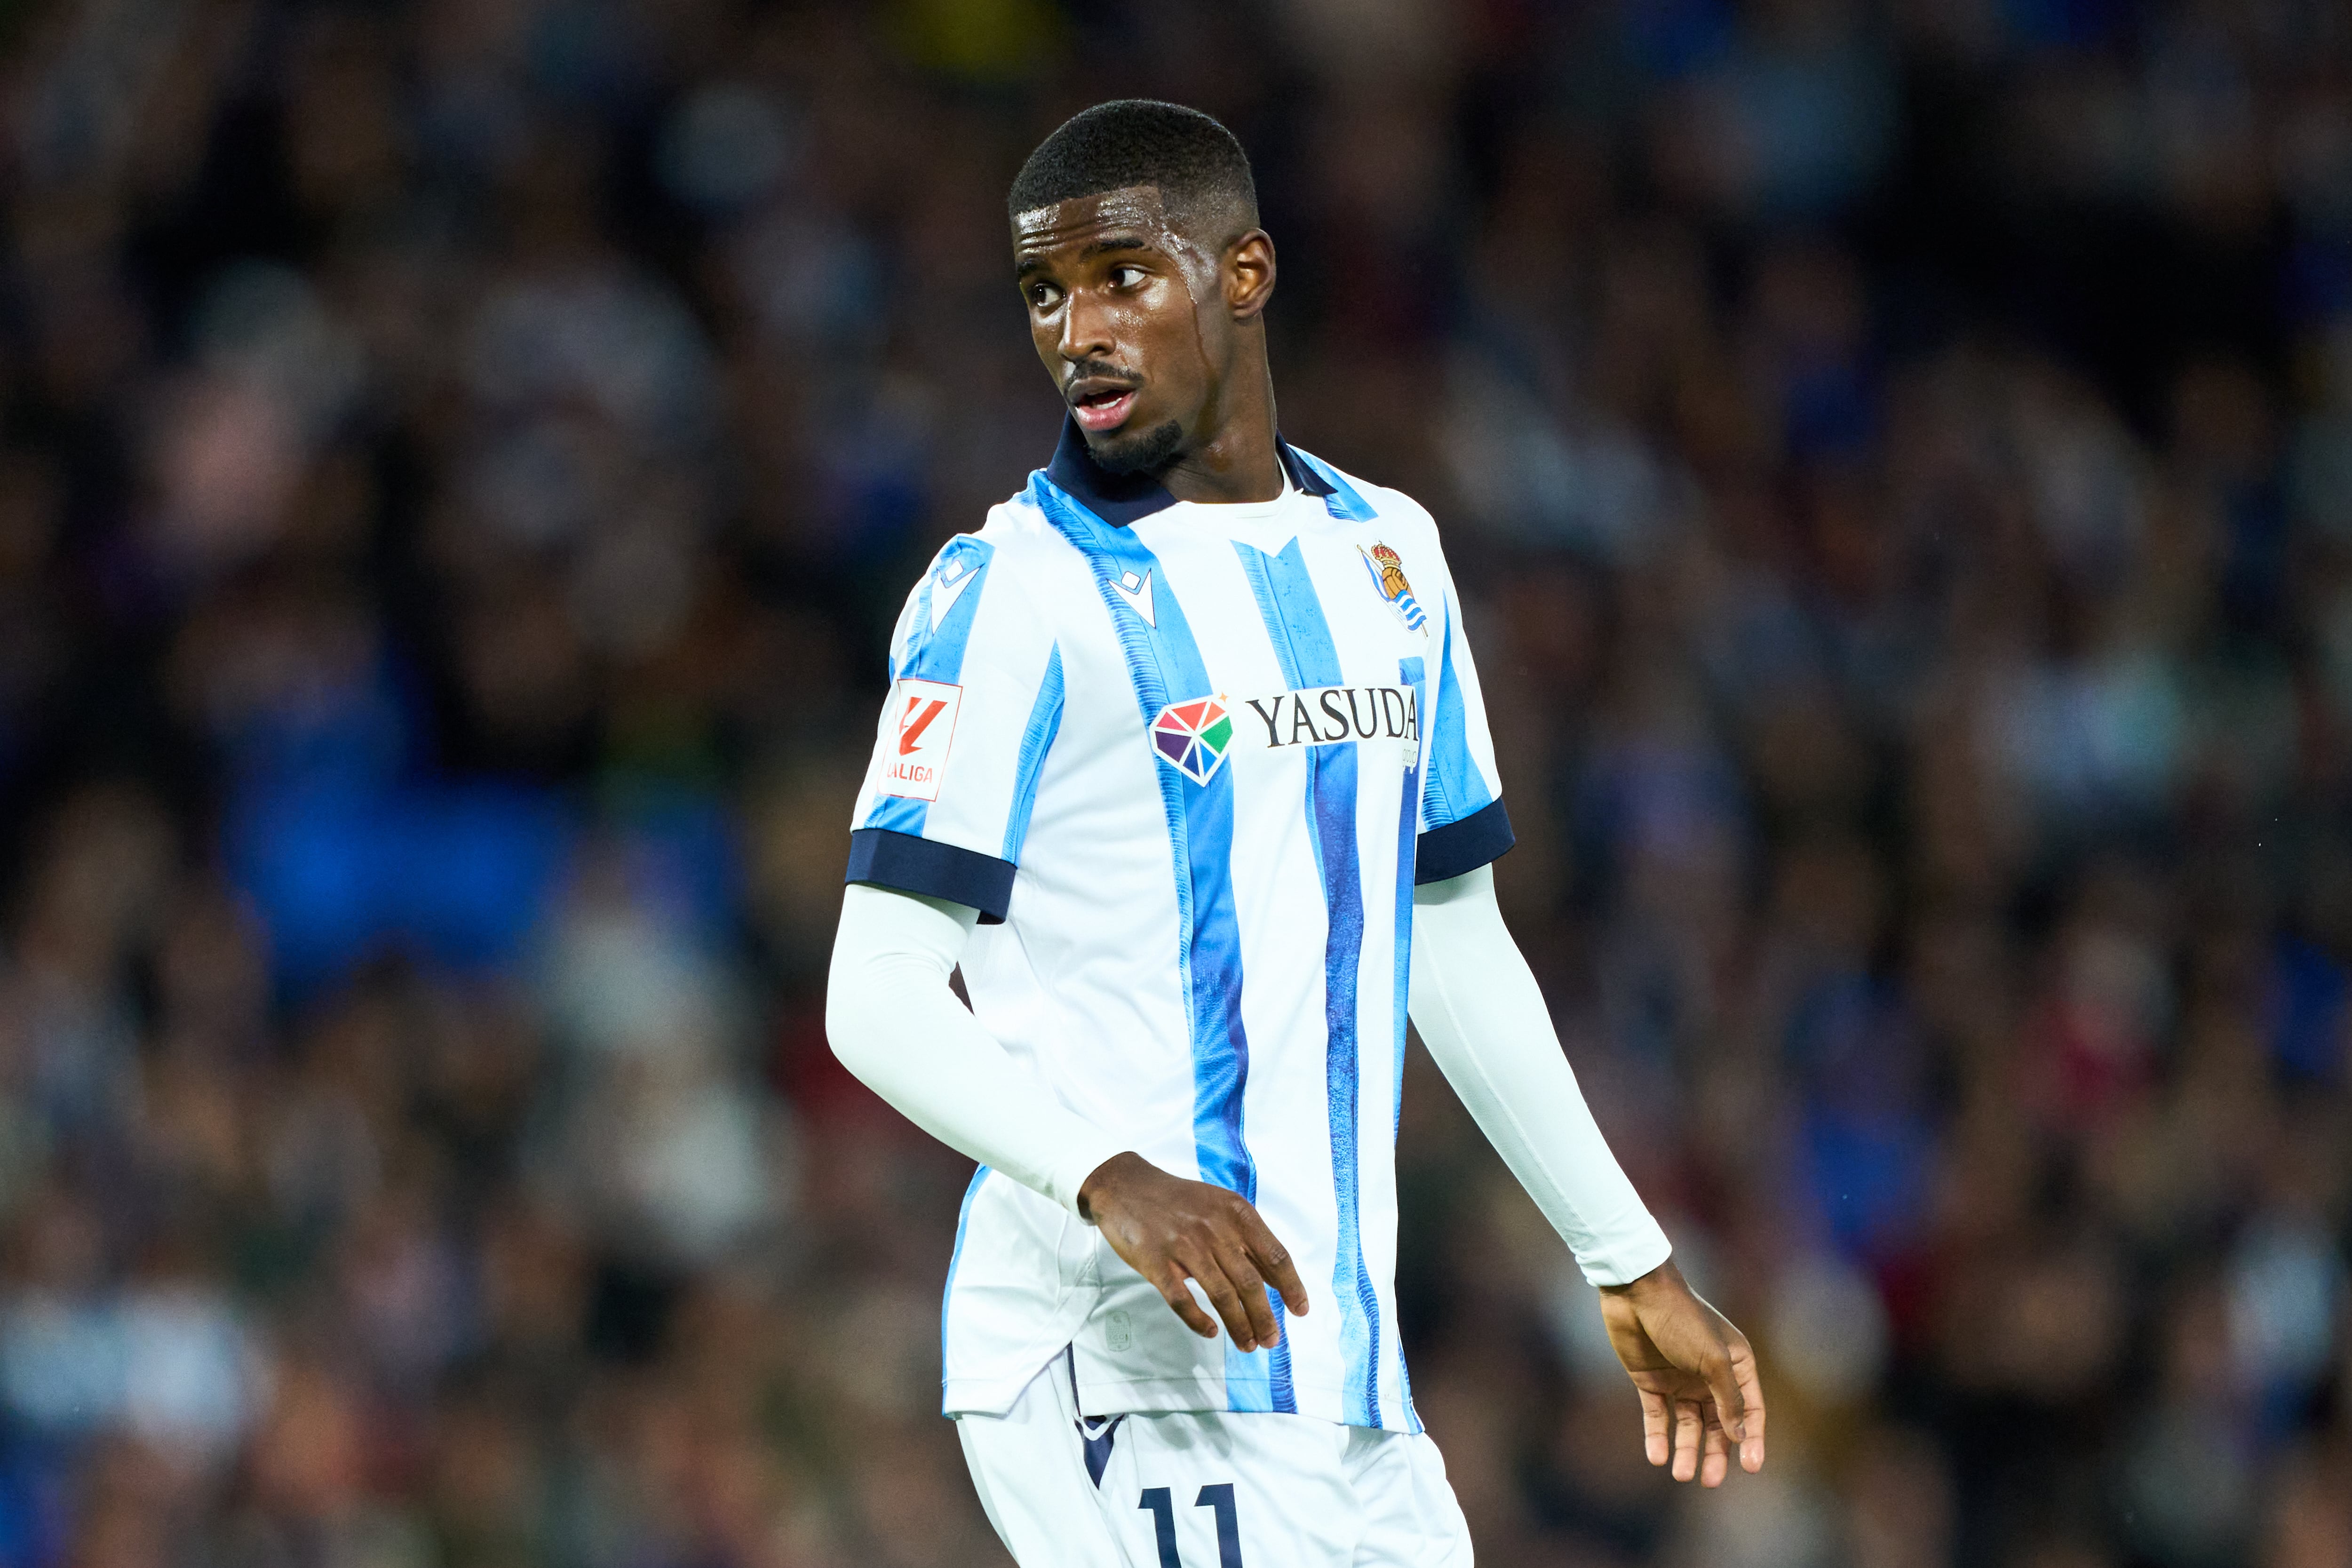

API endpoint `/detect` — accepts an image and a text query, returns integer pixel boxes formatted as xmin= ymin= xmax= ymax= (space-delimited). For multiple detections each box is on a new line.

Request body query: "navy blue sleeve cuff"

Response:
xmin=1415 ymin=799 xmax=1514 ymax=884
xmin=846 ymin=828 xmax=1017 ymax=924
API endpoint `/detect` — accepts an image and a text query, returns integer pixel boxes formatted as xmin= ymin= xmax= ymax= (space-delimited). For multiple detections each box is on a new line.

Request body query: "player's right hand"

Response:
xmin=1078 ymin=1152 xmax=1310 ymax=1353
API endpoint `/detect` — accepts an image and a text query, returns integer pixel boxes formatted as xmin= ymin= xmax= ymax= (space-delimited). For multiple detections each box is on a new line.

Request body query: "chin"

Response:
xmin=1088 ymin=418 xmax=1185 ymax=476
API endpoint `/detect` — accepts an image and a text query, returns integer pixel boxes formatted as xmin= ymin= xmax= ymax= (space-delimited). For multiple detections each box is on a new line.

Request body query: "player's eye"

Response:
xmin=1108 ymin=264 xmax=1146 ymax=290
xmin=1027 ymin=281 xmax=1062 ymax=310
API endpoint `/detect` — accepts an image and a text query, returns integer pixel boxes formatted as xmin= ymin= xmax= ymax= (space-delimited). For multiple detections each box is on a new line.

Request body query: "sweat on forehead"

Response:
xmin=1011 ymin=186 xmax=1193 ymax=251
xmin=1008 ymin=99 xmax=1259 ymax=236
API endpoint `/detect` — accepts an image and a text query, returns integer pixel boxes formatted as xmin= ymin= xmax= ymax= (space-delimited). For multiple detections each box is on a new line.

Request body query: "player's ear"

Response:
xmin=1227 ymin=229 xmax=1276 ymax=320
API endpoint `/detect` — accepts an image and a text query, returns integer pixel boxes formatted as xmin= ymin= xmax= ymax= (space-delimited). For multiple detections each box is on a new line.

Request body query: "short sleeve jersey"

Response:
xmin=846 ymin=422 xmax=1513 ymax=1433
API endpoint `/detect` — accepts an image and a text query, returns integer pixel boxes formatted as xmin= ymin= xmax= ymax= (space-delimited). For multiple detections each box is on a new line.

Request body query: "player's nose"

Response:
xmin=1057 ymin=288 xmax=1116 ymax=365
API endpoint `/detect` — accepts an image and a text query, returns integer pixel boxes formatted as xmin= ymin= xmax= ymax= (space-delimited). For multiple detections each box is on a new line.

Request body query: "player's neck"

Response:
xmin=1158 ymin=364 xmax=1283 ymax=506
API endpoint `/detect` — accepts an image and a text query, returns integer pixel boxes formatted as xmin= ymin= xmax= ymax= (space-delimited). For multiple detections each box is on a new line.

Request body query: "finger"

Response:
xmin=1211 ymin=1238 xmax=1279 ymax=1348
xmin=1188 ymin=1255 xmax=1261 ymax=1352
xmin=1732 ymin=1345 xmax=1768 ymax=1472
xmin=1158 ymin=1267 xmax=1219 ymax=1340
xmin=1698 ymin=1344 xmax=1747 ymax=1445
xmin=1700 ymin=1407 xmax=1730 ymax=1488
xmin=1240 ymin=1210 xmax=1311 ymax=1318
xmin=1671 ymin=1399 xmax=1703 ymax=1483
xmin=1637 ymin=1387 xmax=1670 ymax=1467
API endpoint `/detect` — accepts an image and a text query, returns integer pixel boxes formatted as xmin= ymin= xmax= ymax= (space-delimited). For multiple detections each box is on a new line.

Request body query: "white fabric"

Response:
xmin=958 ymin=1349 xmax=1473 ymax=1568
xmin=825 ymin=884 xmax=1128 ymax=1217
xmin=1408 ymin=868 xmax=1673 ymax=1287
xmin=842 ymin=451 xmax=1507 ymax=1428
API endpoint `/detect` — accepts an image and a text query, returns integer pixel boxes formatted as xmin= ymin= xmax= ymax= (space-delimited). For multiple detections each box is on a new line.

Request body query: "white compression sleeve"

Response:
xmin=826 ymin=883 xmax=1131 ymax=1218
xmin=1408 ymin=866 xmax=1673 ymax=1287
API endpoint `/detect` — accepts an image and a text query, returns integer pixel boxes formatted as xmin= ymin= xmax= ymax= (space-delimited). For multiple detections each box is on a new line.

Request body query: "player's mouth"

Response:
xmin=1068 ymin=378 xmax=1140 ymax=433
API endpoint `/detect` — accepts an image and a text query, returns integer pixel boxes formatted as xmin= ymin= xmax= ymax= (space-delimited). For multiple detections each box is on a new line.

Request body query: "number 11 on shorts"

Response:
xmin=1139 ymin=1484 xmax=1243 ymax=1568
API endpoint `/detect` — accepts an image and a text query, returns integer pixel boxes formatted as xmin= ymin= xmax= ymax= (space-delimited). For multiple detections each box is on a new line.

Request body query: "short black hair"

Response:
xmin=1008 ymin=100 xmax=1258 ymax=238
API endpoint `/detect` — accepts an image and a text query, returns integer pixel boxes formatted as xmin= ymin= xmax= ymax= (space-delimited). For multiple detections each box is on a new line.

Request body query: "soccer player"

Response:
xmin=826 ymin=100 xmax=1764 ymax=1565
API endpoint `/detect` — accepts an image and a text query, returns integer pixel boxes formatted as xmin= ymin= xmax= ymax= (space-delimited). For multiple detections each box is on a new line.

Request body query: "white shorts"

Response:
xmin=956 ymin=1349 xmax=1474 ymax=1567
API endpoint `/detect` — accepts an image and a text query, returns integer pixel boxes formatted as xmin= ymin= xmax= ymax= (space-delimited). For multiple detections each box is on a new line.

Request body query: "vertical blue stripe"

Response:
xmin=1031 ymin=477 xmax=1286 ymax=1412
xmin=941 ymin=1165 xmax=989 ymax=1402
xmin=1001 ymin=643 xmax=1065 ymax=861
xmin=1393 ymin=653 xmax=1427 ymax=1432
xmin=864 ymin=536 xmax=996 ymax=838
xmin=1202 ymin=527 xmax=1303 ymax=1413
xmin=1393 ymin=655 xmax=1426 ymax=1139
xmin=1422 ymin=593 xmax=1494 ymax=833
xmin=1234 ymin=538 xmax=1381 ymax=1429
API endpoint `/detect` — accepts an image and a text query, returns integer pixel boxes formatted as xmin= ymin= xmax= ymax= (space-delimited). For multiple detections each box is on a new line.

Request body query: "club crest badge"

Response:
xmin=1359 ymin=544 xmax=1427 ymax=633
xmin=1149 ymin=696 xmax=1234 ymax=785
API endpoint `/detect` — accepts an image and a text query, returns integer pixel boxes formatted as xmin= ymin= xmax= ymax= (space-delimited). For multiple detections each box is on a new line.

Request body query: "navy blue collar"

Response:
xmin=1042 ymin=416 xmax=1338 ymax=527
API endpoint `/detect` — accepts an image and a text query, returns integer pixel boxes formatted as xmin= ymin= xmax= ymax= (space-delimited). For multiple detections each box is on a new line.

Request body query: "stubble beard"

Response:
xmin=1089 ymin=418 xmax=1186 ymax=476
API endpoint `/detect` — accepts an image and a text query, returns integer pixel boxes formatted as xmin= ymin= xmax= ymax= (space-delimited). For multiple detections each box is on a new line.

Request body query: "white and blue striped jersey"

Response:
xmin=846 ymin=423 xmax=1513 ymax=1433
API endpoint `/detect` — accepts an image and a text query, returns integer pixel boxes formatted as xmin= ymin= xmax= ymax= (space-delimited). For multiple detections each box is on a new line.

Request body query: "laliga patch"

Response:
xmin=1149 ymin=696 xmax=1234 ymax=785
xmin=881 ymin=678 xmax=962 ymax=800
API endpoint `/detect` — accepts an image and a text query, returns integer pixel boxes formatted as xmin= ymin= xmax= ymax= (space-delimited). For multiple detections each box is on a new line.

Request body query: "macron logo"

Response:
xmin=1111 ymin=567 xmax=1155 ymax=627
xmin=929 ymin=557 xmax=980 ymax=632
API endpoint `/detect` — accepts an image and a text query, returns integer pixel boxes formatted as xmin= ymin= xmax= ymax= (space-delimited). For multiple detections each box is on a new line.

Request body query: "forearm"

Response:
xmin=826 ymin=883 xmax=1129 ymax=1216
xmin=1407 ymin=866 xmax=1671 ymax=1286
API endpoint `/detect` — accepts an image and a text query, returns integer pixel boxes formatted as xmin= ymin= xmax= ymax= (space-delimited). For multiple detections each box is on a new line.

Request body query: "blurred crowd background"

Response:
xmin=0 ymin=0 xmax=2349 ymax=1564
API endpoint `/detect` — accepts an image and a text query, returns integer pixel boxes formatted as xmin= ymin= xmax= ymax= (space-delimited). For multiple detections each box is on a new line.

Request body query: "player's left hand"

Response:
xmin=1596 ymin=1259 xmax=1765 ymax=1486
